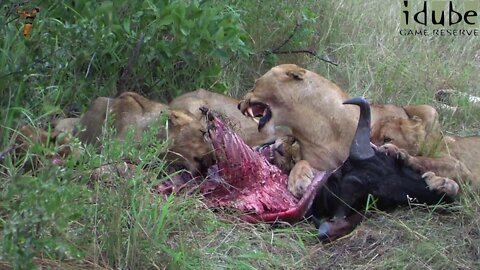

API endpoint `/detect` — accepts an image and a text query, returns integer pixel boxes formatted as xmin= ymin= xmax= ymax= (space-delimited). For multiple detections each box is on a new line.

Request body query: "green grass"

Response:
xmin=1 ymin=0 xmax=480 ymax=269
xmin=306 ymin=0 xmax=480 ymax=134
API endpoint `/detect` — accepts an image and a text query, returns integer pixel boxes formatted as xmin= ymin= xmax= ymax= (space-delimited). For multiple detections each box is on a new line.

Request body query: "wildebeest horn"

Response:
xmin=343 ymin=97 xmax=375 ymax=160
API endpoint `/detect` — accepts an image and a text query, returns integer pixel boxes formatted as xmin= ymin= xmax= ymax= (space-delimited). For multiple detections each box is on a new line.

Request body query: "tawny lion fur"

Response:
xmin=170 ymin=88 xmax=286 ymax=147
xmin=372 ymin=116 xmax=480 ymax=187
xmin=76 ymin=92 xmax=214 ymax=173
xmin=238 ymin=64 xmax=457 ymax=197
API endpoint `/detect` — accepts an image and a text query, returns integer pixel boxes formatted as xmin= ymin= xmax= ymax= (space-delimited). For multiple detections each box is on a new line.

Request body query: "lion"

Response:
xmin=15 ymin=118 xmax=80 ymax=157
xmin=169 ymin=88 xmax=290 ymax=147
xmin=76 ymin=92 xmax=214 ymax=174
xmin=371 ymin=116 xmax=480 ymax=187
xmin=12 ymin=124 xmax=77 ymax=168
xmin=237 ymin=64 xmax=452 ymax=197
xmin=53 ymin=117 xmax=80 ymax=135
xmin=12 ymin=93 xmax=214 ymax=173
xmin=78 ymin=92 xmax=169 ymax=145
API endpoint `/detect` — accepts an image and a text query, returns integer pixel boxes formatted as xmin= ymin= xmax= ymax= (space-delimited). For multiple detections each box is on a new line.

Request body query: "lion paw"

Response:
xmin=422 ymin=171 xmax=459 ymax=197
xmin=288 ymin=160 xmax=314 ymax=198
xmin=378 ymin=143 xmax=409 ymax=160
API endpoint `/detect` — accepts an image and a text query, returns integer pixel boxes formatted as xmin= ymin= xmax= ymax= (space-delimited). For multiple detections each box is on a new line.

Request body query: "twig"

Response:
xmin=116 ymin=33 xmax=145 ymax=95
xmin=5 ymin=15 xmax=20 ymax=25
xmin=271 ymin=22 xmax=301 ymax=53
xmin=85 ymin=52 xmax=96 ymax=79
xmin=0 ymin=70 xmax=23 ymax=79
xmin=265 ymin=21 xmax=338 ymax=66
xmin=269 ymin=49 xmax=338 ymax=66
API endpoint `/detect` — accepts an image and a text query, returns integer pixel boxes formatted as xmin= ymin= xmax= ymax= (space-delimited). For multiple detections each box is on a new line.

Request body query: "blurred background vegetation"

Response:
xmin=0 ymin=0 xmax=479 ymax=269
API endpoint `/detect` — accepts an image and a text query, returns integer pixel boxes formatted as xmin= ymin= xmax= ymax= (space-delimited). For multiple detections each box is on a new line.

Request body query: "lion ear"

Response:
xmin=168 ymin=110 xmax=193 ymax=126
xmin=402 ymin=116 xmax=424 ymax=134
xmin=286 ymin=69 xmax=306 ymax=80
xmin=411 ymin=115 xmax=423 ymax=124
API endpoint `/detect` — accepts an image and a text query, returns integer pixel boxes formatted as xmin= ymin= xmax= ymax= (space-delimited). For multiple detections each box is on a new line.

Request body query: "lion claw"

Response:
xmin=378 ymin=143 xmax=409 ymax=160
xmin=422 ymin=171 xmax=459 ymax=197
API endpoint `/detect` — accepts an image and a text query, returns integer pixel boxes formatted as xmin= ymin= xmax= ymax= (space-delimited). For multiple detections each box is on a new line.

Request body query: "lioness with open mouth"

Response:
xmin=238 ymin=64 xmax=458 ymax=198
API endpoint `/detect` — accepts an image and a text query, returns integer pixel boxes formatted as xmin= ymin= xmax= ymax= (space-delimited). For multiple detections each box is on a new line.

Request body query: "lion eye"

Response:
xmin=383 ymin=137 xmax=393 ymax=144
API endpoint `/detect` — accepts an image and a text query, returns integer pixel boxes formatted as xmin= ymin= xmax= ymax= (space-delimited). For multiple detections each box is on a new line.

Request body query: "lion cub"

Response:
xmin=371 ymin=116 xmax=480 ymax=188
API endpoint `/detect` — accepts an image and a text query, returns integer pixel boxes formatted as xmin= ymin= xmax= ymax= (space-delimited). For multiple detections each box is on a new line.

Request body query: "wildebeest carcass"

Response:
xmin=158 ymin=100 xmax=454 ymax=242
xmin=310 ymin=97 xmax=455 ymax=241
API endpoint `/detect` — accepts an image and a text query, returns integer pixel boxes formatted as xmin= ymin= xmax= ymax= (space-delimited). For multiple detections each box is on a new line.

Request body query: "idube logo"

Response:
xmin=400 ymin=0 xmax=479 ymax=37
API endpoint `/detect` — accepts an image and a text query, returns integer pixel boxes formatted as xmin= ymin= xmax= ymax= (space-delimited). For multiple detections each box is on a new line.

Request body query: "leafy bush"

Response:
xmin=0 ymin=1 xmax=325 ymax=268
xmin=0 ymin=0 xmax=252 ymax=143
xmin=1 ymin=164 xmax=90 ymax=269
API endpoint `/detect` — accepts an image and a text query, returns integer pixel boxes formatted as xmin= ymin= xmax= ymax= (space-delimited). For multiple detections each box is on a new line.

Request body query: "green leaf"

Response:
xmin=180 ymin=25 xmax=190 ymax=36
xmin=157 ymin=14 xmax=174 ymax=27
xmin=123 ymin=20 xmax=131 ymax=33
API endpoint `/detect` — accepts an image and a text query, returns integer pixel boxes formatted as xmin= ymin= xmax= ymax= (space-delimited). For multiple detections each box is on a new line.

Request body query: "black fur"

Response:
xmin=311 ymin=150 xmax=453 ymax=220
xmin=309 ymin=97 xmax=453 ymax=241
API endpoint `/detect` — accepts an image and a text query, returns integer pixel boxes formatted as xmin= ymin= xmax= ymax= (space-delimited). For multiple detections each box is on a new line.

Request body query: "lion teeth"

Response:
xmin=247 ymin=107 xmax=255 ymax=118
xmin=247 ymin=107 xmax=262 ymax=125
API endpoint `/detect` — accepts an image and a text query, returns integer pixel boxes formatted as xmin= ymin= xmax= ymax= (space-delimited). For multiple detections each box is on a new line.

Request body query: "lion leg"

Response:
xmin=381 ymin=143 xmax=474 ymax=186
xmin=15 ymin=125 xmax=52 ymax=148
xmin=413 ymin=155 xmax=475 ymax=186
xmin=422 ymin=171 xmax=459 ymax=197
xmin=288 ymin=160 xmax=315 ymax=198
xmin=379 ymin=144 xmax=461 ymax=196
xmin=377 ymin=143 xmax=425 ymax=172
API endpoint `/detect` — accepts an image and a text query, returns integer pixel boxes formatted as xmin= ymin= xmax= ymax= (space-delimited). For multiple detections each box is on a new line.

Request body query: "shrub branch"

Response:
xmin=264 ymin=22 xmax=338 ymax=66
xmin=116 ymin=33 xmax=145 ymax=95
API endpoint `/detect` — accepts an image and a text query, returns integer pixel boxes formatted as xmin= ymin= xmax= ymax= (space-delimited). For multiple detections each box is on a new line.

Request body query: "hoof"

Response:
xmin=318 ymin=222 xmax=333 ymax=241
xmin=317 ymin=214 xmax=364 ymax=242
